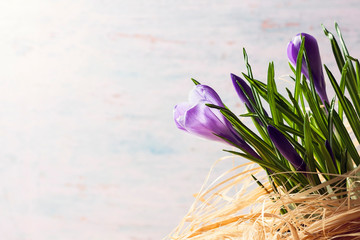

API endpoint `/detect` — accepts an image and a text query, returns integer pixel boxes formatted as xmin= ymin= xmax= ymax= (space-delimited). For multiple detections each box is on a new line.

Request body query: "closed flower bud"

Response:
xmin=267 ymin=125 xmax=307 ymax=172
xmin=287 ymin=33 xmax=329 ymax=105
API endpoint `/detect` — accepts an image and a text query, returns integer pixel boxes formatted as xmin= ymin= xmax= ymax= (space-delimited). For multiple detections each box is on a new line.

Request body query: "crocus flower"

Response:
xmin=174 ymin=84 xmax=260 ymax=158
xmin=287 ymin=33 xmax=329 ymax=105
xmin=267 ymin=125 xmax=307 ymax=172
xmin=231 ymin=73 xmax=256 ymax=112
xmin=231 ymin=73 xmax=267 ymax=124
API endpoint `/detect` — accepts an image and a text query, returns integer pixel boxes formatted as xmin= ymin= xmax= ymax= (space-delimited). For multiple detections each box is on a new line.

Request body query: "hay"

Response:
xmin=166 ymin=158 xmax=360 ymax=240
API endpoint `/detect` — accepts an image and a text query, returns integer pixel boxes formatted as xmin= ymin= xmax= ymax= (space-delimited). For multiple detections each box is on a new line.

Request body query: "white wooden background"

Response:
xmin=0 ymin=0 xmax=359 ymax=239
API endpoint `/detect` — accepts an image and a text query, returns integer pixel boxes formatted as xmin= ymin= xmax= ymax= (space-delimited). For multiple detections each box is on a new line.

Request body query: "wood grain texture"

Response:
xmin=0 ymin=0 xmax=359 ymax=239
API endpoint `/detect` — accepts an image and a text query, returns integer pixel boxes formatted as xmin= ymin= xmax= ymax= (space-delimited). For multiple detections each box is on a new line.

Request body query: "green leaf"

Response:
xmin=243 ymin=73 xmax=305 ymax=129
xmin=205 ymin=103 xmax=224 ymax=110
xmin=239 ymin=112 xmax=257 ymax=118
xmin=235 ymin=77 xmax=268 ymax=126
xmin=334 ymin=24 xmax=360 ymax=116
xmin=335 ymin=22 xmax=357 ymax=81
xmin=326 ymin=65 xmax=360 ymax=153
xmin=304 ymin=113 xmax=314 ymax=167
xmin=304 ymin=113 xmax=321 ymax=186
xmin=267 ymin=62 xmax=282 ymax=125
xmin=340 ymin=149 xmax=348 ymax=174
xmin=251 ymin=175 xmax=270 ymax=193
xmin=286 ymin=88 xmax=304 ymax=122
xmin=301 ymin=79 xmax=328 ymax=136
xmin=328 ymin=99 xmax=335 ymax=146
xmin=319 ymin=140 xmax=338 ymax=175
xmin=191 ymin=78 xmax=200 ymax=85
xmin=288 ymin=62 xmax=296 ymax=76
xmin=347 ymin=55 xmax=360 ymax=94
xmin=332 ymin=111 xmax=360 ymax=165
xmin=243 ymin=48 xmax=253 ymax=78
xmin=322 ymin=24 xmax=345 ymax=73
xmin=219 ymin=108 xmax=272 ymax=153
xmin=225 ymin=150 xmax=278 ymax=171
xmin=338 ymin=61 xmax=348 ymax=120
xmin=294 ymin=35 xmax=305 ymax=102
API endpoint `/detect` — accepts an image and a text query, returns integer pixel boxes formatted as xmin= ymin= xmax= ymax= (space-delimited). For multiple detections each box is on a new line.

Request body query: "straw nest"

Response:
xmin=166 ymin=158 xmax=360 ymax=240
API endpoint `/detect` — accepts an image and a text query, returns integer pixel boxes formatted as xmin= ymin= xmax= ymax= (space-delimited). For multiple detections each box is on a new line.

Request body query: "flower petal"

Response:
xmin=230 ymin=73 xmax=255 ymax=111
xmin=287 ymin=33 xmax=329 ymax=104
xmin=287 ymin=36 xmax=310 ymax=78
xmin=268 ymin=125 xmax=307 ymax=172
xmin=189 ymin=85 xmax=224 ymax=107
xmin=183 ymin=101 xmax=228 ymax=141
xmin=173 ymin=102 xmax=192 ymax=131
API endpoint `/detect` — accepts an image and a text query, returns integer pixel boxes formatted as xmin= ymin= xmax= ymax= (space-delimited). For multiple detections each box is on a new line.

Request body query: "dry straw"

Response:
xmin=166 ymin=158 xmax=360 ymax=240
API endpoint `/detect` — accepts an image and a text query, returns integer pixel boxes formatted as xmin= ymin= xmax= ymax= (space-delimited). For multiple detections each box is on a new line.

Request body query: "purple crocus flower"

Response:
xmin=231 ymin=73 xmax=267 ymax=124
xmin=174 ymin=84 xmax=260 ymax=158
xmin=267 ymin=125 xmax=307 ymax=172
xmin=231 ymin=73 xmax=256 ymax=112
xmin=287 ymin=33 xmax=329 ymax=105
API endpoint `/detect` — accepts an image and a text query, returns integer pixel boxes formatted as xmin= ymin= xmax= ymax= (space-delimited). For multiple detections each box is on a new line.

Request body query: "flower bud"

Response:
xmin=287 ymin=33 xmax=329 ymax=104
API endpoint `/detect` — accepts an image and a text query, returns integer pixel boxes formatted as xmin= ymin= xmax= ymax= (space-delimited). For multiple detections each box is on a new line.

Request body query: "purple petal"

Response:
xmin=230 ymin=73 xmax=268 ymax=124
xmin=189 ymin=85 xmax=224 ymax=107
xmin=174 ymin=102 xmax=192 ymax=131
xmin=268 ymin=125 xmax=307 ymax=172
xmin=287 ymin=33 xmax=329 ymax=104
xmin=230 ymin=73 xmax=255 ymax=112
xmin=174 ymin=84 xmax=260 ymax=159
xmin=183 ymin=101 xmax=230 ymax=142
xmin=287 ymin=36 xmax=310 ymax=78
xmin=189 ymin=84 xmax=228 ymax=125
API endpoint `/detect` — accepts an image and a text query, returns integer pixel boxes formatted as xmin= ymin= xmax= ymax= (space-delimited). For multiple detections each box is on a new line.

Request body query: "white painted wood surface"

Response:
xmin=0 ymin=0 xmax=359 ymax=239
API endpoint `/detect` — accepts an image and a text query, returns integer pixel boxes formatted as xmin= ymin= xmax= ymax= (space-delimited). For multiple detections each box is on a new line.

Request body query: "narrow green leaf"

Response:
xmin=191 ymin=78 xmax=200 ymax=85
xmin=338 ymin=61 xmax=348 ymax=120
xmin=335 ymin=24 xmax=360 ymax=116
xmin=267 ymin=62 xmax=280 ymax=125
xmin=322 ymin=24 xmax=345 ymax=73
xmin=301 ymin=79 xmax=328 ymax=136
xmin=224 ymin=150 xmax=289 ymax=175
xmin=335 ymin=22 xmax=357 ymax=81
xmin=289 ymin=63 xmax=296 ymax=75
xmin=319 ymin=140 xmax=338 ymax=175
xmin=239 ymin=112 xmax=257 ymax=118
xmin=236 ymin=78 xmax=268 ymax=126
xmin=286 ymin=88 xmax=304 ymax=121
xmin=328 ymin=99 xmax=335 ymax=149
xmin=304 ymin=113 xmax=314 ymax=167
xmin=304 ymin=113 xmax=321 ymax=186
xmin=332 ymin=111 xmax=360 ymax=165
xmin=219 ymin=108 xmax=274 ymax=154
xmin=347 ymin=55 xmax=360 ymax=94
xmin=251 ymin=175 xmax=270 ymax=193
xmin=243 ymin=48 xmax=253 ymax=78
xmin=326 ymin=65 xmax=360 ymax=150
xmin=294 ymin=36 xmax=305 ymax=102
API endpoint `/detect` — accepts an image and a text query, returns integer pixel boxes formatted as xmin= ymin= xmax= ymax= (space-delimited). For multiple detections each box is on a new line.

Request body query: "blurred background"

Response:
xmin=0 ymin=0 xmax=359 ymax=239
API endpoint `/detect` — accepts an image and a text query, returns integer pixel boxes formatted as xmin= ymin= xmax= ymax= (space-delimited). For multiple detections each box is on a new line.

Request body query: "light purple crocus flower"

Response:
xmin=267 ymin=125 xmax=307 ymax=172
xmin=287 ymin=33 xmax=329 ymax=105
xmin=174 ymin=84 xmax=260 ymax=158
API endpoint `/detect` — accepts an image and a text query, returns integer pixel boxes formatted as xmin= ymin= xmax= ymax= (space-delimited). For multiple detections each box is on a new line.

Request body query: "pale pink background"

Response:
xmin=0 ymin=0 xmax=359 ymax=239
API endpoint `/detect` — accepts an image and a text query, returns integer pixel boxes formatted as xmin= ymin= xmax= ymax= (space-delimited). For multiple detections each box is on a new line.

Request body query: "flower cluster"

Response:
xmin=173 ymin=23 xmax=360 ymax=194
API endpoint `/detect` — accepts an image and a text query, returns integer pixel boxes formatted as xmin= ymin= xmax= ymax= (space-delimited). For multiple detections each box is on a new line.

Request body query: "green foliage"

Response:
xmin=205 ymin=23 xmax=360 ymax=196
